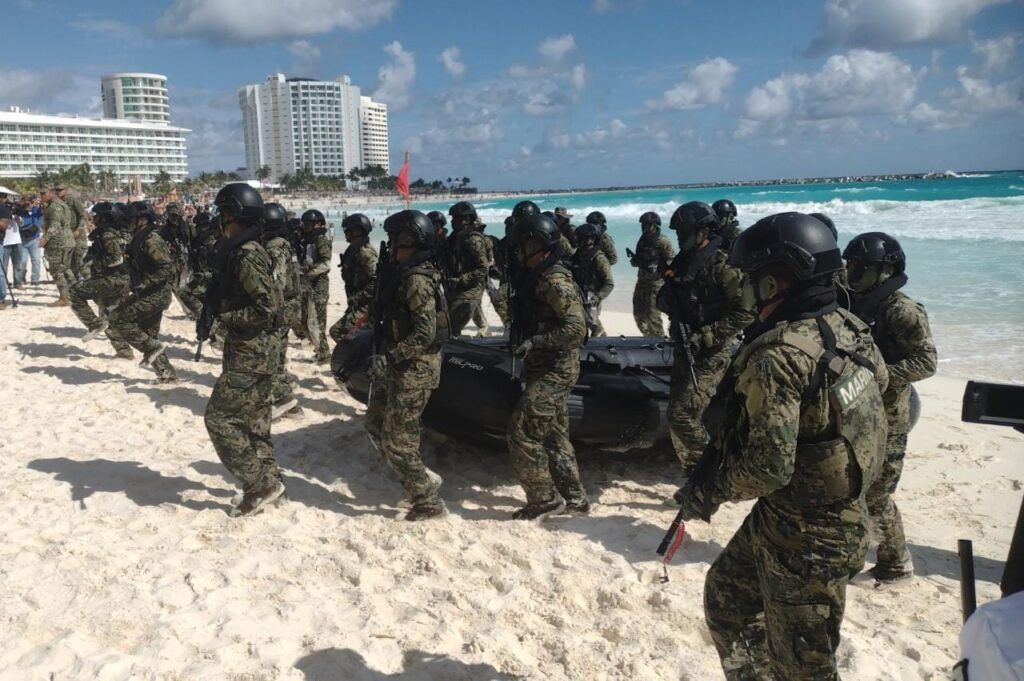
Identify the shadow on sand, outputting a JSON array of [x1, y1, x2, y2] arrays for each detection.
[[27, 457, 233, 512], [294, 648, 521, 681]]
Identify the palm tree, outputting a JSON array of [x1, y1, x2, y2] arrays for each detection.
[[150, 169, 174, 195], [255, 165, 272, 184], [461, 176, 471, 188]]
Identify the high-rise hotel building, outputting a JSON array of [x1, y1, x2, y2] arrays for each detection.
[[239, 73, 389, 183], [0, 73, 188, 182]]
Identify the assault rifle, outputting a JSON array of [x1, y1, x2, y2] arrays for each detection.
[[366, 239, 390, 401], [662, 269, 699, 391]]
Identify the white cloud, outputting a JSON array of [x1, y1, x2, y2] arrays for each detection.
[[439, 46, 466, 80], [570, 64, 587, 94], [743, 50, 917, 125], [156, 0, 397, 42], [808, 0, 1009, 53], [646, 57, 737, 110], [908, 58, 1023, 131], [592, 0, 613, 12], [422, 121, 504, 146], [372, 41, 416, 112], [0, 69, 73, 110], [287, 40, 321, 72], [972, 35, 1018, 74], [538, 34, 577, 61]]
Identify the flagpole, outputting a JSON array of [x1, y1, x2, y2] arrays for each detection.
[[404, 151, 411, 210]]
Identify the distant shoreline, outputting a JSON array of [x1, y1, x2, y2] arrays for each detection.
[[273, 169, 1020, 212]]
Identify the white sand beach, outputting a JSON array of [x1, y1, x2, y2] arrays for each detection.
[[1, 268, 1020, 680]]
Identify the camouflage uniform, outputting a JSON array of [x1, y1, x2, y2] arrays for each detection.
[[483, 233, 507, 327], [507, 259, 589, 507], [107, 225, 177, 381], [570, 244, 614, 337], [365, 259, 446, 512], [300, 227, 332, 360], [444, 227, 490, 335], [599, 231, 618, 266], [471, 228, 494, 333], [69, 223, 133, 357], [630, 230, 675, 336], [329, 238, 378, 344], [852, 282, 937, 572], [66, 194, 89, 281], [265, 231, 303, 406], [160, 206, 192, 306], [661, 241, 754, 470], [178, 225, 220, 319], [42, 196, 75, 300], [204, 232, 284, 493], [701, 307, 889, 681], [718, 218, 742, 254]]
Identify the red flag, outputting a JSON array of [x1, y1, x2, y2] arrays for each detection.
[[395, 152, 410, 200]]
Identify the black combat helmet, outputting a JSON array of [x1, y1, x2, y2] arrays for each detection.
[[286, 217, 302, 232], [729, 212, 843, 281], [90, 201, 120, 226], [639, 211, 661, 227], [511, 200, 540, 223], [575, 222, 602, 247], [448, 201, 477, 222], [193, 211, 212, 227], [263, 202, 287, 229], [503, 215, 516, 238], [809, 213, 838, 242], [342, 213, 373, 235], [124, 201, 156, 223], [301, 208, 326, 226], [585, 211, 607, 226], [515, 212, 560, 248], [383, 209, 434, 248], [426, 210, 448, 230], [842, 232, 906, 274], [711, 199, 737, 224], [670, 201, 718, 234], [214, 183, 264, 224]]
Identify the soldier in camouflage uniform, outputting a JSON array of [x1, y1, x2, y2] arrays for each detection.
[[58, 186, 89, 282], [630, 211, 675, 337], [674, 212, 889, 681], [845, 232, 937, 584], [298, 209, 333, 362], [470, 217, 493, 336], [488, 217, 513, 327], [329, 213, 378, 346], [552, 207, 577, 261], [507, 213, 590, 520], [177, 211, 221, 319], [69, 202, 134, 358], [443, 201, 490, 336], [40, 187, 74, 306], [160, 202, 192, 309], [204, 184, 286, 517], [571, 222, 614, 337], [263, 203, 304, 420], [585, 210, 618, 266], [659, 202, 754, 473], [365, 209, 448, 521], [712, 199, 742, 253], [107, 202, 178, 382]]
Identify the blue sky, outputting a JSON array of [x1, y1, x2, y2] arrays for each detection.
[[2, 0, 1022, 189]]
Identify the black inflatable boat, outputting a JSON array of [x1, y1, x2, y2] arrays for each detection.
[[332, 331, 674, 451], [331, 331, 919, 451]]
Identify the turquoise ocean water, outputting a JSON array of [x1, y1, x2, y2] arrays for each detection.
[[325, 171, 1024, 382]]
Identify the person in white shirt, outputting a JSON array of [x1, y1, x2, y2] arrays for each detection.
[[1, 203, 22, 307]]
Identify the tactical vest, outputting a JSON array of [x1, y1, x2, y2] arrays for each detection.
[[127, 225, 159, 278], [84, 225, 128, 276], [449, 229, 486, 275], [514, 261, 589, 346], [383, 265, 450, 351], [341, 242, 373, 296], [659, 248, 730, 331], [634, 232, 666, 272], [737, 312, 886, 523], [570, 247, 602, 295]]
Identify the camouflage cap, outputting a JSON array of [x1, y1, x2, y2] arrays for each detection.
[[554, 207, 572, 218]]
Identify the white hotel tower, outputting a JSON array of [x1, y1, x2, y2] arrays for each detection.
[[101, 73, 172, 123], [239, 73, 389, 183]]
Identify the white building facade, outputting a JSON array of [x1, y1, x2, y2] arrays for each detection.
[[101, 73, 171, 123], [0, 107, 189, 182], [239, 73, 389, 182], [359, 96, 389, 172]]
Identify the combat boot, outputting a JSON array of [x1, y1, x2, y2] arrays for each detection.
[[565, 499, 591, 515], [271, 397, 299, 421], [405, 502, 447, 521], [48, 296, 71, 307], [140, 342, 166, 366], [868, 558, 914, 585], [83, 320, 109, 342], [512, 496, 565, 521], [230, 478, 286, 518], [115, 348, 135, 360]]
